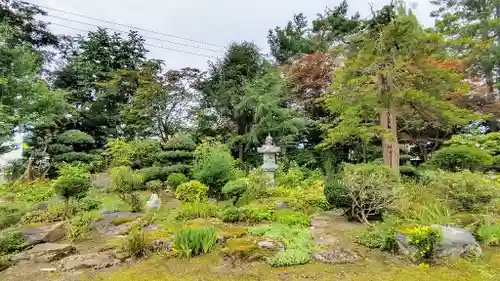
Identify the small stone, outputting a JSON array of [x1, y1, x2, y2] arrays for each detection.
[[275, 201, 289, 210], [150, 238, 172, 252], [90, 212, 141, 236], [313, 248, 360, 264], [21, 222, 67, 245], [13, 243, 76, 262], [257, 239, 285, 252], [39, 268, 57, 272]]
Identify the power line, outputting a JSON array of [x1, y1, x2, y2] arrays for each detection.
[[28, 2, 227, 49], [46, 14, 224, 54], [51, 23, 218, 59]]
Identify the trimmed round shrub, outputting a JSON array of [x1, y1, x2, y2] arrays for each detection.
[[109, 166, 144, 212], [429, 146, 493, 172], [139, 166, 169, 182], [175, 180, 209, 202], [53, 164, 92, 216], [222, 178, 249, 203], [399, 165, 419, 179], [145, 180, 164, 192], [167, 173, 189, 190]]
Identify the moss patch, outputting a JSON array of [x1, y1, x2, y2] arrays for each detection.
[[223, 237, 272, 261]]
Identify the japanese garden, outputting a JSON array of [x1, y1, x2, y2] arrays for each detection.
[[1, 0, 500, 280]]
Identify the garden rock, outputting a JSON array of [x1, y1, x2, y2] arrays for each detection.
[[149, 238, 172, 253], [90, 212, 141, 236], [313, 248, 360, 264], [257, 239, 285, 252], [275, 201, 289, 210], [395, 225, 483, 259], [21, 222, 66, 245], [13, 243, 76, 262], [58, 252, 121, 271]]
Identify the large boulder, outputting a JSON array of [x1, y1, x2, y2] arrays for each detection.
[[313, 248, 360, 264], [58, 252, 121, 271], [13, 243, 76, 262], [21, 222, 66, 245], [90, 212, 141, 236], [396, 225, 483, 259]]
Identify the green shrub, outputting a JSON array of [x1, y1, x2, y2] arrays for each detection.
[[355, 215, 402, 252], [145, 180, 164, 192], [73, 195, 101, 213], [176, 202, 219, 220], [0, 180, 54, 205], [122, 225, 148, 259], [167, 173, 189, 190], [429, 170, 497, 212], [400, 225, 441, 263], [67, 212, 98, 241], [139, 166, 169, 182], [477, 220, 500, 246], [429, 146, 493, 172], [272, 210, 310, 227], [109, 166, 144, 212], [174, 226, 218, 258], [53, 164, 92, 217], [335, 163, 400, 223], [222, 178, 249, 204], [324, 174, 350, 209], [237, 169, 272, 206], [220, 205, 274, 223], [3, 158, 27, 182], [0, 205, 25, 230], [21, 203, 66, 224], [249, 224, 314, 267], [175, 180, 209, 203], [406, 202, 454, 225], [192, 140, 236, 199], [399, 165, 420, 179], [0, 255, 12, 272], [0, 231, 26, 255], [275, 162, 306, 188]]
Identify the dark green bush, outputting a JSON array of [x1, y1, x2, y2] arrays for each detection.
[[429, 146, 493, 172], [53, 152, 96, 163], [174, 226, 218, 258], [193, 140, 235, 199], [53, 164, 92, 216], [0, 231, 26, 255], [222, 178, 249, 204], [236, 169, 272, 206], [399, 165, 419, 179], [167, 173, 189, 189], [139, 166, 170, 182], [73, 195, 101, 213], [324, 174, 350, 209]]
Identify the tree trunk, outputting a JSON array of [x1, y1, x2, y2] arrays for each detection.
[[380, 109, 391, 166], [389, 99, 400, 171]]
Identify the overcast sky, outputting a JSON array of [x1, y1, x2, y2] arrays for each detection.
[[28, 0, 436, 70]]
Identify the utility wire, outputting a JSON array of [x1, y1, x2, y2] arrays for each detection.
[[51, 23, 218, 59], [46, 14, 224, 54], [28, 2, 227, 49]]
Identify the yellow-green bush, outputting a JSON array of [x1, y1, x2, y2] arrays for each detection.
[[176, 202, 219, 220], [399, 225, 441, 263], [429, 170, 498, 213], [175, 180, 209, 202]]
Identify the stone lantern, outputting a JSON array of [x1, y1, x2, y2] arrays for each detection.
[[257, 135, 281, 187]]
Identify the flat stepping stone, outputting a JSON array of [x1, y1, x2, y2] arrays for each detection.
[[313, 248, 360, 264], [314, 235, 339, 246], [13, 243, 76, 262], [58, 252, 121, 271]]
